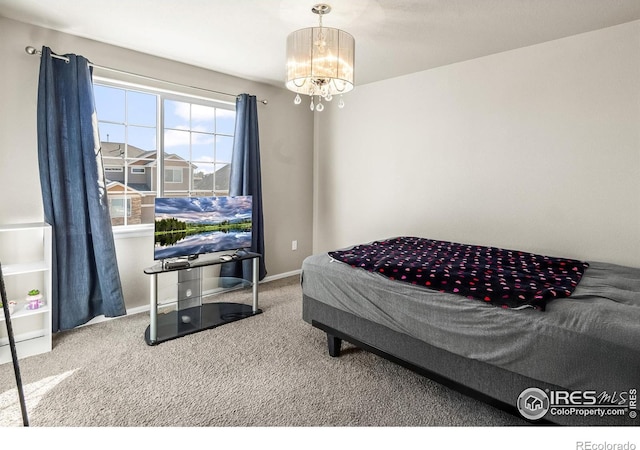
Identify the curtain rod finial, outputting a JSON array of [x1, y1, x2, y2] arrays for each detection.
[[25, 46, 38, 55]]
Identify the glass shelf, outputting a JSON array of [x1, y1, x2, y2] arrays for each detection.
[[144, 253, 261, 345], [144, 302, 261, 345]]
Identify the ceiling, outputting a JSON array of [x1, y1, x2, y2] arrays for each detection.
[[1, 0, 639, 88]]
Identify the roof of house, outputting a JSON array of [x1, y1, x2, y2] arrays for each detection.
[[101, 142, 196, 168], [101, 142, 148, 159], [193, 164, 230, 191]]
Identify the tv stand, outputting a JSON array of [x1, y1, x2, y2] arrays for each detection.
[[143, 252, 262, 345]]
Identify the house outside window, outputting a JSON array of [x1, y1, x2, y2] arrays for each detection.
[[94, 81, 236, 227]]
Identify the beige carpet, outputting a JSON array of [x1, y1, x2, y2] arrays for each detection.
[[0, 276, 527, 427]]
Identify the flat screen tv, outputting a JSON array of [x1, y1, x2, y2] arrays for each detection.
[[153, 196, 252, 261]]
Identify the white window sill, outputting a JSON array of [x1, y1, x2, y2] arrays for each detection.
[[112, 224, 154, 239]]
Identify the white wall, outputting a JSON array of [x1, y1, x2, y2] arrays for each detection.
[[315, 20, 640, 268], [0, 17, 314, 310]]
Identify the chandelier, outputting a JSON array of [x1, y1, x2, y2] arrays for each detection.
[[286, 3, 355, 112]]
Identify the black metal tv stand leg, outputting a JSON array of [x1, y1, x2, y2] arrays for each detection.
[[327, 334, 342, 357], [0, 262, 29, 426]]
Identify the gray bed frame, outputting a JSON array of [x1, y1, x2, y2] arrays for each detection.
[[303, 294, 556, 424], [302, 294, 634, 426]]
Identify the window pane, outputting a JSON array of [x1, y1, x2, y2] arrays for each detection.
[[191, 104, 215, 133], [99, 123, 125, 146], [110, 198, 125, 217], [213, 163, 230, 195], [192, 138, 214, 164], [216, 135, 233, 163], [192, 169, 213, 194], [164, 128, 190, 147], [127, 91, 156, 126], [94, 85, 125, 123], [164, 129, 190, 160], [166, 146, 190, 163], [216, 108, 235, 135], [164, 99, 189, 129], [192, 131, 214, 155], [128, 126, 156, 152], [192, 160, 214, 177]]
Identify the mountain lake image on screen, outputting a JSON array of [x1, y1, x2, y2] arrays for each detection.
[[153, 196, 253, 260]]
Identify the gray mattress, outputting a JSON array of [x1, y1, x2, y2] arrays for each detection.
[[301, 251, 640, 408]]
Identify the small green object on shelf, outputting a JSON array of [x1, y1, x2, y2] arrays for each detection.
[[28, 289, 40, 296]]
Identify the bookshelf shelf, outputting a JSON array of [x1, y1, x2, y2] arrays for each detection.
[[0, 223, 52, 364]]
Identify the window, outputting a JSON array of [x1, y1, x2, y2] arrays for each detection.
[[164, 167, 183, 183], [94, 81, 236, 227], [109, 198, 132, 218]]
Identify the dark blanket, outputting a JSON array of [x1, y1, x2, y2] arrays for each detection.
[[328, 237, 589, 310]]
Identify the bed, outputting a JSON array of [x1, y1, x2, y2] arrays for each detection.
[[301, 236, 640, 426]]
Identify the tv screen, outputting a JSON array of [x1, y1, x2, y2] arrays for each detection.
[[153, 196, 252, 261]]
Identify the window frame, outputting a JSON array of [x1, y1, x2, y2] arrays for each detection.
[[93, 76, 236, 231]]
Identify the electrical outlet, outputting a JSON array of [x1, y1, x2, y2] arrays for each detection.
[[292, 240, 298, 251]]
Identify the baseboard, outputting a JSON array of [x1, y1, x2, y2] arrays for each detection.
[[262, 269, 301, 283], [77, 269, 302, 328]]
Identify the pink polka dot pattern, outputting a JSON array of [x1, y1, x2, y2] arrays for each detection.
[[329, 237, 589, 311]]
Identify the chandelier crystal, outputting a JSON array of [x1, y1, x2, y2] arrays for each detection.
[[286, 4, 355, 111]]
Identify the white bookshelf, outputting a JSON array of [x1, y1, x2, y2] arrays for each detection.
[[0, 222, 52, 364]]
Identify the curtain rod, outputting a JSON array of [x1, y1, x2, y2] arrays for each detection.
[[25, 46, 268, 105]]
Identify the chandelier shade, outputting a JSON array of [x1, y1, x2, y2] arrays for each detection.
[[286, 26, 355, 97], [285, 4, 355, 111]]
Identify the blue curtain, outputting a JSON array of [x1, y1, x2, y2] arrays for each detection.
[[220, 94, 267, 282], [37, 46, 126, 331]]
